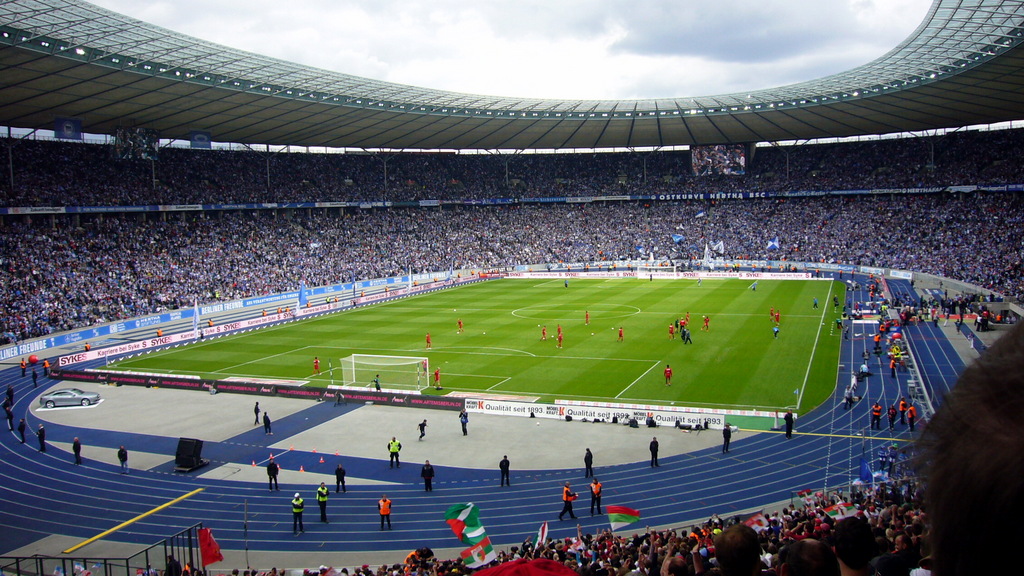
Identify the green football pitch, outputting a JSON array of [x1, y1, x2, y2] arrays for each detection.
[[109, 278, 844, 414]]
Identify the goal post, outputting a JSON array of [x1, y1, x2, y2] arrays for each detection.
[[637, 263, 678, 277], [340, 354, 429, 391]]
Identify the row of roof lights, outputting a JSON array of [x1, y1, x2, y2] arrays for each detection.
[[3, 28, 1010, 117], [83, 57, 957, 117]]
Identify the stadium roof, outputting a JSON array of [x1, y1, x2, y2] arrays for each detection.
[[2, 0, 1024, 150]]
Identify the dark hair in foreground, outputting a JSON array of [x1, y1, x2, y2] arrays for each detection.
[[782, 538, 839, 576], [713, 524, 761, 576], [919, 320, 1024, 576], [832, 516, 876, 571]]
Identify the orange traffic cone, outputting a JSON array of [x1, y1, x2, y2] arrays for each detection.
[[319, 456, 325, 464], [289, 445, 294, 451], [299, 465, 305, 473], [252, 460, 256, 467], [335, 451, 339, 456], [312, 448, 317, 453]]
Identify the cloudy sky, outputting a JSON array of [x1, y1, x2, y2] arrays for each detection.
[[89, 0, 932, 101]]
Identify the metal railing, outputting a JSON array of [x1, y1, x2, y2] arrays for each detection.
[[1, 524, 202, 576]]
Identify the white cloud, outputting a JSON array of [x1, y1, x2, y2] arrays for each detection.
[[88, 0, 931, 100]]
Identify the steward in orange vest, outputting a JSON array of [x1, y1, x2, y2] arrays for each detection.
[[589, 479, 603, 515], [559, 482, 578, 520], [378, 495, 392, 530]]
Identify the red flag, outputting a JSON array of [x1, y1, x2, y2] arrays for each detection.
[[743, 512, 769, 532], [198, 528, 224, 566]]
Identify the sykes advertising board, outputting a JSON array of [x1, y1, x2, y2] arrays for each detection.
[[466, 398, 725, 427]]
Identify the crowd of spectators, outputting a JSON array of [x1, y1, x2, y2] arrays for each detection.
[[214, 479, 928, 576], [3, 128, 1024, 206], [1, 189, 1021, 344]]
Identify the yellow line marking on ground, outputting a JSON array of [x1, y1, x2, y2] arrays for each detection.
[[62, 488, 205, 554]]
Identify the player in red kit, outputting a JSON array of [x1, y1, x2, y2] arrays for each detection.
[[585, 311, 590, 325], [664, 364, 673, 386], [418, 359, 429, 386], [433, 368, 442, 390], [668, 325, 675, 340], [617, 327, 624, 342], [425, 332, 432, 349], [541, 325, 548, 341], [557, 332, 564, 348], [457, 318, 463, 334], [702, 316, 710, 331], [313, 356, 321, 375], [770, 306, 774, 320], [775, 311, 781, 324]]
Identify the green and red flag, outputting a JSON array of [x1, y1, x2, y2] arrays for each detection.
[[460, 536, 496, 568], [535, 521, 549, 547], [607, 505, 641, 531], [445, 503, 497, 568], [824, 502, 857, 519]]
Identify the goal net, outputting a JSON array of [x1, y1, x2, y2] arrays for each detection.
[[637, 263, 677, 278], [340, 354, 429, 391]]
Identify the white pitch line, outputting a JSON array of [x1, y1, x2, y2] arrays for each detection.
[[486, 377, 512, 391], [214, 345, 313, 375], [615, 361, 661, 399], [404, 347, 651, 363], [797, 282, 834, 410], [440, 346, 537, 357]]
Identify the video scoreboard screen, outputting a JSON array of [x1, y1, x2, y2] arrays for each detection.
[[691, 144, 746, 176], [113, 127, 160, 160]]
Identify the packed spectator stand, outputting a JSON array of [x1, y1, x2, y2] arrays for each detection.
[[4, 128, 1024, 206], [2, 129, 1023, 345]]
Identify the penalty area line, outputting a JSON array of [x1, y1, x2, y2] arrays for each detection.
[[615, 361, 661, 399], [487, 377, 512, 391]]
